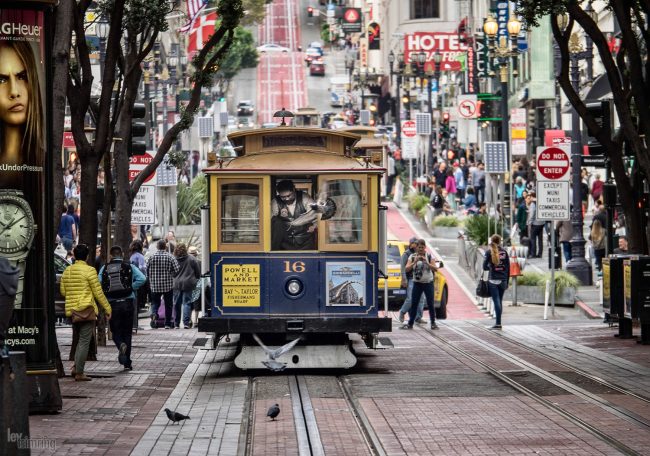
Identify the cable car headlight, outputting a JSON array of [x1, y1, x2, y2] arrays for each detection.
[[286, 279, 303, 296]]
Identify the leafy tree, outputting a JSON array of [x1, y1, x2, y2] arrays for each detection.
[[241, 0, 268, 26], [215, 26, 259, 94], [516, 1, 650, 253], [54, 0, 244, 256]]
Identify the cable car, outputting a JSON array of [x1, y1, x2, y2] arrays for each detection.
[[198, 123, 391, 370]]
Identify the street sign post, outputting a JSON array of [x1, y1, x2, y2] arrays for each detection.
[[535, 145, 571, 318], [535, 146, 570, 220], [401, 120, 417, 159], [457, 95, 477, 119], [129, 152, 157, 183], [131, 185, 156, 225], [401, 120, 418, 188]]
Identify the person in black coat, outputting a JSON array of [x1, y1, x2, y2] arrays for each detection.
[[483, 234, 510, 329]]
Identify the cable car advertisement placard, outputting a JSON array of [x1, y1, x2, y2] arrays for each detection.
[[222, 264, 261, 307], [326, 262, 366, 306]]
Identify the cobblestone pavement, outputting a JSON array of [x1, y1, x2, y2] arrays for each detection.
[[26, 204, 650, 455], [29, 324, 200, 456]]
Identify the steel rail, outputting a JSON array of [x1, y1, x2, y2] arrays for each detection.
[[465, 320, 650, 404], [338, 376, 387, 456], [418, 324, 644, 456]]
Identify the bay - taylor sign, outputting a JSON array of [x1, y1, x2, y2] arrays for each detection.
[[404, 32, 468, 72], [536, 146, 570, 221]]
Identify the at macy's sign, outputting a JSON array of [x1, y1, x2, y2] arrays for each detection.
[[404, 32, 468, 71]]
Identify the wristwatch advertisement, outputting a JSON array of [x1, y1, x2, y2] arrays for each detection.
[[0, 189, 36, 308]]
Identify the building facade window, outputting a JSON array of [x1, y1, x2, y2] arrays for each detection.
[[411, 0, 440, 19]]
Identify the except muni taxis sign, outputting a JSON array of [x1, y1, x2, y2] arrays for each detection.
[[222, 264, 261, 307], [536, 146, 570, 221]]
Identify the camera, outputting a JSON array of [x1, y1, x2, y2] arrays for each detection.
[[414, 260, 424, 280]]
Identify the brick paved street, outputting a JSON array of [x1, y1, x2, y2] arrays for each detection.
[[24, 204, 650, 456]]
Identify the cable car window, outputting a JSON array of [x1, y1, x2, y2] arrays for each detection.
[[318, 176, 368, 251], [220, 183, 260, 244]]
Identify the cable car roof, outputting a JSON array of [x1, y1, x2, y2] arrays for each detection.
[[203, 150, 385, 174]]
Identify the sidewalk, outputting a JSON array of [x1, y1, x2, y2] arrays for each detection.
[[391, 201, 605, 322], [29, 323, 200, 456]]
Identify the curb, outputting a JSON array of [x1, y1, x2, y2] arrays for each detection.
[[575, 298, 602, 319]]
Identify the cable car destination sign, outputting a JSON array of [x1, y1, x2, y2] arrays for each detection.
[[536, 146, 570, 220]]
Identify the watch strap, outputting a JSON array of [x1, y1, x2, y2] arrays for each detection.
[[9, 259, 26, 309]]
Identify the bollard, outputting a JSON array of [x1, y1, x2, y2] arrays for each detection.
[[1, 352, 30, 456], [543, 279, 550, 320]]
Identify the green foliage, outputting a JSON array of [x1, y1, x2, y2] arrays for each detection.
[[321, 23, 331, 43], [516, 271, 545, 287], [514, 1, 569, 28], [166, 150, 188, 169], [219, 27, 259, 80], [407, 193, 429, 213], [177, 174, 207, 225], [432, 216, 460, 227], [464, 215, 504, 246], [241, 0, 268, 25], [516, 270, 580, 298]]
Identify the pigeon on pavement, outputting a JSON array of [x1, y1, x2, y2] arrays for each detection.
[[165, 408, 191, 424], [267, 403, 280, 421], [252, 334, 301, 372]]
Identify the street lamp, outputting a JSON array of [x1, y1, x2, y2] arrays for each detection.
[[388, 51, 404, 146], [484, 13, 521, 232], [563, 23, 594, 285], [96, 16, 110, 78], [432, 51, 442, 162]]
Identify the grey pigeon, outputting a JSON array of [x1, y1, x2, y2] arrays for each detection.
[[252, 334, 301, 372], [165, 408, 190, 424], [267, 403, 280, 421]]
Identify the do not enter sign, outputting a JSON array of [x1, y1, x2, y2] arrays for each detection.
[[536, 146, 570, 181]]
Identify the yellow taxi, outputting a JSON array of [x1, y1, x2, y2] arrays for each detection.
[[378, 240, 448, 318]]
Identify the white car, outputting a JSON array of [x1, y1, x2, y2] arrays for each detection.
[[257, 43, 290, 53]]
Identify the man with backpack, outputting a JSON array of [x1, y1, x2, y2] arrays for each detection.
[[99, 245, 146, 370]]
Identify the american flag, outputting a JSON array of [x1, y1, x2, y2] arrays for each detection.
[[187, 12, 218, 55], [179, 0, 207, 32]]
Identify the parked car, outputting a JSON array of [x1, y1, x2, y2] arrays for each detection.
[[305, 47, 322, 65], [261, 122, 279, 128], [309, 59, 325, 76], [54, 252, 71, 318], [377, 240, 448, 318], [257, 43, 290, 53], [237, 100, 254, 116]]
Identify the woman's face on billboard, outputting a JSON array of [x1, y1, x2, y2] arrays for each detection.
[[0, 46, 29, 127]]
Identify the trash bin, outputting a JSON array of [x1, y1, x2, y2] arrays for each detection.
[[602, 255, 632, 325], [622, 256, 650, 341]]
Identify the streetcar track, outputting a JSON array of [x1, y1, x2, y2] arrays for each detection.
[[465, 320, 650, 404], [239, 373, 382, 456], [418, 323, 644, 456]]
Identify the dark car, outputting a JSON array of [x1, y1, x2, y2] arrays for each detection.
[[54, 252, 71, 318], [310, 60, 325, 76], [237, 100, 254, 117]]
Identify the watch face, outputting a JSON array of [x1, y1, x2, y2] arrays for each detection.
[[0, 197, 35, 255]]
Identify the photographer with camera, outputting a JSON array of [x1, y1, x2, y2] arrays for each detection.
[[400, 239, 438, 330]]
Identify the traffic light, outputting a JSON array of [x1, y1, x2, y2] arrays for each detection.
[[585, 100, 611, 155], [439, 111, 450, 140], [129, 102, 147, 157], [307, 6, 313, 16]]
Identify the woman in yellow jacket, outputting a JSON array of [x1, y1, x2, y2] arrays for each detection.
[[60, 244, 111, 381]]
